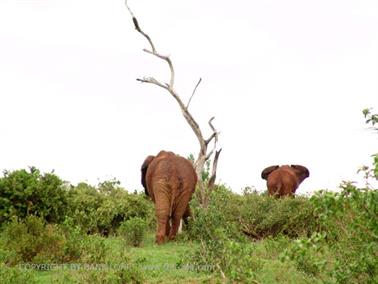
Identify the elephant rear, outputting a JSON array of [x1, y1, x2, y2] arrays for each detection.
[[141, 150, 197, 244], [262, 165, 309, 197], [267, 168, 297, 197]]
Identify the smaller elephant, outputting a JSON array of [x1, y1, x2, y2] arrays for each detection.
[[141, 150, 197, 244], [261, 165, 309, 197]]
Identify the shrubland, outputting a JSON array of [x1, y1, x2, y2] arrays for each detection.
[[0, 165, 377, 283], [0, 109, 377, 283]]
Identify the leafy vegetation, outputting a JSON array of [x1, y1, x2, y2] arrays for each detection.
[[118, 217, 148, 247], [311, 184, 378, 283], [0, 167, 68, 224], [0, 109, 377, 283], [66, 180, 154, 235]]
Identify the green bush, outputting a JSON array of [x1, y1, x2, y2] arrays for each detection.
[[186, 186, 242, 242], [59, 217, 84, 262], [187, 185, 318, 242], [0, 263, 37, 284], [59, 217, 107, 264], [0, 167, 68, 224], [239, 189, 318, 239], [1, 216, 64, 265], [311, 183, 378, 283], [280, 232, 327, 277], [1, 215, 109, 266], [183, 228, 261, 282], [79, 234, 107, 264], [66, 182, 154, 235], [118, 217, 147, 247]]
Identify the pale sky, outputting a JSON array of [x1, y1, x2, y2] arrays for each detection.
[[0, 0, 377, 194]]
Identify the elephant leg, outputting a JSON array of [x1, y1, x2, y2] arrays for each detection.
[[169, 216, 182, 240], [154, 189, 170, 245], [155, 208, 169, 244], [168, 192, 192, 240]]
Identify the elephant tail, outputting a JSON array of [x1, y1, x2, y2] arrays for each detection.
[[168, 177, 181, 218], [276, 183, 282, 194], [169, 187, 175, 218], [269, 181, 282, 196]]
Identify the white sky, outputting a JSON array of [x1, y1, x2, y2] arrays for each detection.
[[0, 0, 377, 194]]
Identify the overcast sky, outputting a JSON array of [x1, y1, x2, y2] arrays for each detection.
[[0, 0, 377, 194]]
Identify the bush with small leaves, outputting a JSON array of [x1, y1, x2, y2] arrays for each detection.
[[239, 190, 318, 239], [66, 182, 154, 235], [183, 228, 261, 282], [280, 232, 327, 277], [0, 263, 37, 284], [79, 234, 107, 264], [311, 183, 378, 283], [59, 217, 84, 262], [118, 217, 147, 247], [186, 186, 242, 242], [1, 215, 64, 265], [0, 167, 68, 224]]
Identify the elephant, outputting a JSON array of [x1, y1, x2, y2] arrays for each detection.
[[141, 150, 197, 244], [261, 165, 309, 197]]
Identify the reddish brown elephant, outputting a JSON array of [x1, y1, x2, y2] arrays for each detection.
[[141, 150, 197, 244], [261, 165, 309, 197]]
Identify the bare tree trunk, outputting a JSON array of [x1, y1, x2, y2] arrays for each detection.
[[125, 2, 221, 207]]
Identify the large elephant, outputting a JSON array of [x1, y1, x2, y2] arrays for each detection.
[[261, 165, 309, 197], [141, 150, 197, 244]]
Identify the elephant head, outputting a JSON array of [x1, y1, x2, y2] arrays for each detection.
[[141, 155, 155, 197], [261, 165, 310, 197]]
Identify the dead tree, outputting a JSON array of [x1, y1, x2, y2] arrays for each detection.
[[125, 1, 222, 207]]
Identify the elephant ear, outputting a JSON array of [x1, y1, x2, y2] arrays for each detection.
[[291, 165, 310, 180], [141, 155, 155, 195], [290, 165, 310, 178], [261, 165, 280, 180]]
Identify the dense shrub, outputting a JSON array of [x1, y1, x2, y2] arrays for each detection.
[[59, 217, 107, 264], [280, 232, 327, 277], [187, 185, 318, 242], [311, 183, 378, 283], [2, 216, 64, 265], [59, 217, 84, 262], [0, 167, 68, 224], [183, 228, 261, 282], [186, 185, 242, 242], [0, 167, 154, 235], [239, 189, 318, 239], [66, 181, 154, 235], [79, 234, 107, 264], [0, 263, 37, 284], [184, 186, 324, 281], [118, 217, 147, 247], [0, 216, 109, 266]]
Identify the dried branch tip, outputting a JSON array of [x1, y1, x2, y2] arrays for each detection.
[[133, 17, 141, 32]]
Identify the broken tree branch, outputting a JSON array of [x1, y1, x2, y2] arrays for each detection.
[[208, 148, 222, 190], [187, 78, 202, 109], [126, 0, 156, 53]]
